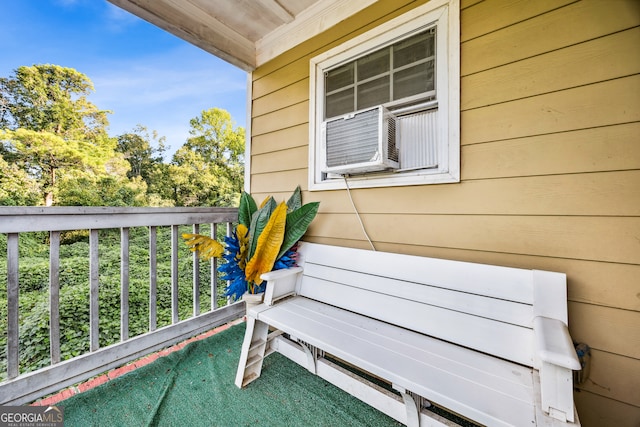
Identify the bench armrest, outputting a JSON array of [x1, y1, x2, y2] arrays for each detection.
[[533, 316, 581, 370], [261, 267, 303, 306]]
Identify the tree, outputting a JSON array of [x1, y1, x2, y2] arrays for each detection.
[[0, 64, 109, 138], [0, 127, 124, 206], [0, 66, 246, 208], [0, 154, 40, 206], [0, 65, 119, 206], [116, 125, 174, 205], [57, 174, 150, 207], [116, 125, 167, 180], [170, 108, 244, 207]]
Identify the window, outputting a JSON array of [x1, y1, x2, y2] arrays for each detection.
[[324, 29, 436, 120], [309, 0, 460, 190]]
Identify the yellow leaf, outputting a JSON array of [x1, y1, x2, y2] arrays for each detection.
[[235, 224, 250, 269], [236, 223, 249, 243], [244, 202, 287, 285], [182, 233, 224, 261]]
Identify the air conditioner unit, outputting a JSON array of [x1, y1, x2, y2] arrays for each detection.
[[322, 105, 399, 175]]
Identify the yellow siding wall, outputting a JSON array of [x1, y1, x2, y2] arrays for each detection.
[[249, 0, 640, 425]]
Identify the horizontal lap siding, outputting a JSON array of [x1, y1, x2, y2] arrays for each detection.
[[463, 75, 640, 144], [462, 123, 640, 179], [252, 124, 307, 155], [249, 0, 640, 425], [462, 28, 640, 110], [271, 171, 640, 216], [306, 214, 640, 265], [460, 0, 639, 75]]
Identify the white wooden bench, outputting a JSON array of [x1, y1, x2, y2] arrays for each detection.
[[235, 242, 581, 427]]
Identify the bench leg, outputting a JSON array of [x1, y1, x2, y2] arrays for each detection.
[[394, 385, 420, 427], [539, 362, 576, 423], [299, 341, 318, 374], [235, 317, 269, 388]]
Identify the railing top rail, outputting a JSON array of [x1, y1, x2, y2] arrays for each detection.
[[0, 206, 238, 215], [0, 207, 238, 233]]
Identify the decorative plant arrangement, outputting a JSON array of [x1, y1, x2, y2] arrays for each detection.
[[183, 186, 319, 300]]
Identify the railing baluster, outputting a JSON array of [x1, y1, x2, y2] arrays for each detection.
[[49, 231, 61, 364], [193, 224, 200, 316], [89, 229, 99, 352], [211, 223, 218, 310], [226, 222, 232, 306], [171, 225, 179, 324], [149, 226, 157, 332], [121, 227, 130, 341], [0, 207, 241, 405], [7, 233, 19, 379]]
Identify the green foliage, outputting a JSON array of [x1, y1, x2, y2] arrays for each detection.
[[0, 64, 109, 137], [170, 108, 244, 207], [1, 65, 244, 207], [243, 187, 319, 262], [115, 125, 174, 206], [0, 226, 230, 380], [0, 64, 249, 376], [0, 154, 41, 206], [286, 185, 303, 212], [0, 65, 118, 206], [58, 174, 150, 207], [186, 187, 319, 299], [116, 125, 167, 179], [238, 191, 257, 229], [280, 200, 320, 259]]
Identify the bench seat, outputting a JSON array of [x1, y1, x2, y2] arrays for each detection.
[[235, 242, 581, 427], [254, 296, 538, 427]]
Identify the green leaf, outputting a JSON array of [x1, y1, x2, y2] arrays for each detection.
[[238, 192, 257, 228], [278, 202, 320, 259], [247, 197, 277, 260], [286, 185, 302, 212]]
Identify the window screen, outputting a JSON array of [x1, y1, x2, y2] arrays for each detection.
[[324, 28, 435, 120]]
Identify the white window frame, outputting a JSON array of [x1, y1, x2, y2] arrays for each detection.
[[308, 0, 460, 191]]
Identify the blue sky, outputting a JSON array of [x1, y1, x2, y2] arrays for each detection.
[[0, 0, 248, 159]]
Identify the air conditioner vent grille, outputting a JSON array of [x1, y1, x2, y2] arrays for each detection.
[[326, 108, 380, 167], [323, 106, 399, 175]]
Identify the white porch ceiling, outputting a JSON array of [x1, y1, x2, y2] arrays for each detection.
[[107, 0, 377, 71]]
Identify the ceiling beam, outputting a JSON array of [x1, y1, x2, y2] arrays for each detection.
[[107, 0, 378, 71], [255, 0, 377, 67], [255, 0, 295, 24], [108, 0, 256, 71]]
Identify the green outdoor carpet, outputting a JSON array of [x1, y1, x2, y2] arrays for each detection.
[[61, 323, 401, 427]]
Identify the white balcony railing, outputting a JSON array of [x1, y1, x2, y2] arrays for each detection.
[[0, 207, 245, 405]]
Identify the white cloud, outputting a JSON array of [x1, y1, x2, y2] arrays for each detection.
[[103, 2, 141, 32], [87, 45, 247, 159], [92, 64, 244, 106], [91, 43, 245, 101]]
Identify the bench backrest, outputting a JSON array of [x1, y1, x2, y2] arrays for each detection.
[[295, 242, 568, 368]]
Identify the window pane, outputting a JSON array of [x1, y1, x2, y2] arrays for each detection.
[[393, 30, 435, 68], [357, 49, 390, 81], [326, 63, 354, 92], [393, 60, 434, 100], [326, 88, 354, 118], [357, 76, 389, 110], [324, 28, 437, 118]]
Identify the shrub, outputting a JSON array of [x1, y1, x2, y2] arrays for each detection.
[[0, 224, 230, 379]]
